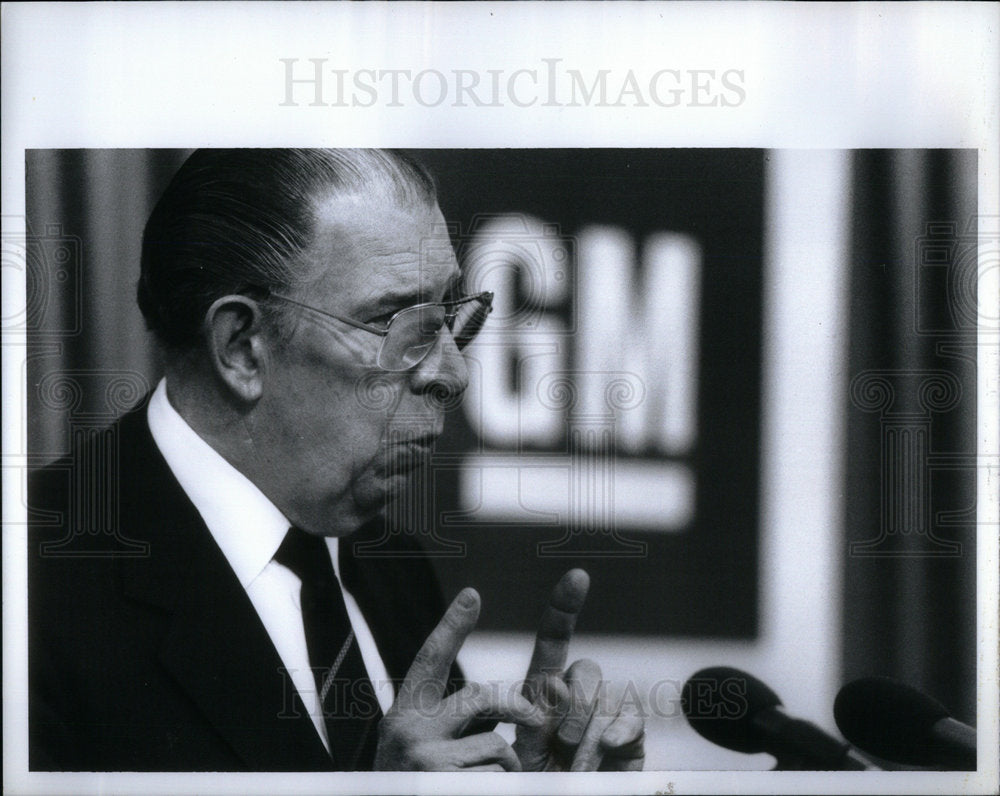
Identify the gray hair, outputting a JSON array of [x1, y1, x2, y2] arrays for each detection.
[[137, 148, 437, 352]]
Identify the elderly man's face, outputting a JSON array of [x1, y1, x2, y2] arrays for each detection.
[[255, 189, 468, 536]]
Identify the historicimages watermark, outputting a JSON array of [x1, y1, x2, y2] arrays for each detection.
[[279, 58, 746, 109]]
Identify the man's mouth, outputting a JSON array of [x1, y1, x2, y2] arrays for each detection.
[[388, 426, 442, 446], [381, 430, 441, 473]]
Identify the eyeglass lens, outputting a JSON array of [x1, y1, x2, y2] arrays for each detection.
[[377, 297, 489, 371], [450, 298, 491, 350]]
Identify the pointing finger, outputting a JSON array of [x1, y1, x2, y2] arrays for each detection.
[[397, 587, 480, 711], [524, 569, 590, 690]]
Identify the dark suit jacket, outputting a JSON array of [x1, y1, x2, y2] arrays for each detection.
[[28, 403, 459, 771]]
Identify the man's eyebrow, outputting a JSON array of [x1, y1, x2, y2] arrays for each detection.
[[363, 270, 464, 315], [383, 271, 464, 304], [444, 270, 464, 295], [368, 288, 423, 313]]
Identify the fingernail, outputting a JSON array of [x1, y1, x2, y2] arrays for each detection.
[[457, 588, 477, 608], [557, 722, 585, 746], [601, 726, 624, 747]]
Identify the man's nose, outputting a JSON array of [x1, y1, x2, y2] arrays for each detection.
[[409, 328, 470, 403]]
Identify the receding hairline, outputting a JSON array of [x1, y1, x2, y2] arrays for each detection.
[[295, 151, 440, 262], [302, 149, 437, 208], [286, 174, 444, 279], [138, 148, 441, 352]]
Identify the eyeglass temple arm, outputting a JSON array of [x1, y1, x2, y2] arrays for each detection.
[[267, 292, 390, 336], [445, 290, 493, 304], [268, 289, 493, 334]]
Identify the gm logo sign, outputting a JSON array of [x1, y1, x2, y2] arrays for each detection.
[[452, 213, 700, 535]]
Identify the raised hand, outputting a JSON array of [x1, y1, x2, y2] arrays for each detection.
[[374, 587, 544, 771], [513, 569, 645, 771]]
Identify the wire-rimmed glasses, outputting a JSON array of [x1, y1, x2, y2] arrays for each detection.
[[268, 290, 494, 372]]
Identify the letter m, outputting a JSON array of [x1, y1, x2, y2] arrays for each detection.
[[566, 69, 610, 106], [575, 226, 701, 454]]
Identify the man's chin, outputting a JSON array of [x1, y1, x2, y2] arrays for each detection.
[[351, 469, 415, 515], [289, 466, 419, 536]]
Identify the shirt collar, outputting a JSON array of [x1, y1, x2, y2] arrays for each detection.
[[146, 378, 341, 588]]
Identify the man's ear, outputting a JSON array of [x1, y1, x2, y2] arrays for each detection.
[[203, 295, 270, 403]]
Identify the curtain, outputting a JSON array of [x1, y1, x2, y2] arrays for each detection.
[[26, 150, 190, 462], [843, 149, 978, 726]]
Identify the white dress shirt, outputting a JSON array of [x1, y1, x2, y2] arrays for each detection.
[[146, 378, 394, 753]]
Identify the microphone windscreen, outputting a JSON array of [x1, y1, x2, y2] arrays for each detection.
[[681, 666, 782, 753], [834, 676, 950, 764]]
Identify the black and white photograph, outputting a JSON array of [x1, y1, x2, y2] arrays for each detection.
[[3, 4, 998, 796]]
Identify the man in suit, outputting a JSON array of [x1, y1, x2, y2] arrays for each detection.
[[29, 149, 644, 772]]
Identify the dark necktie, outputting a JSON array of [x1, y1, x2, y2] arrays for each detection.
[[274, 527, 382, 770]]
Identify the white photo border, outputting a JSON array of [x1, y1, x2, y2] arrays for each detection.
[[2, 2, 998, 795]]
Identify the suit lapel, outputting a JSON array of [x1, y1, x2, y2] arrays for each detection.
[[157, 528, 333, 771], [114, 406, 332, 771]]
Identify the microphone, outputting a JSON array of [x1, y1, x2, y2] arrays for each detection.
[[834, 677, 976, 770], [681, 666, 876, 770]]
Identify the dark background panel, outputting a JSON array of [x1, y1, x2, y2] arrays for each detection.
[[409, 150, 766, 637]]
